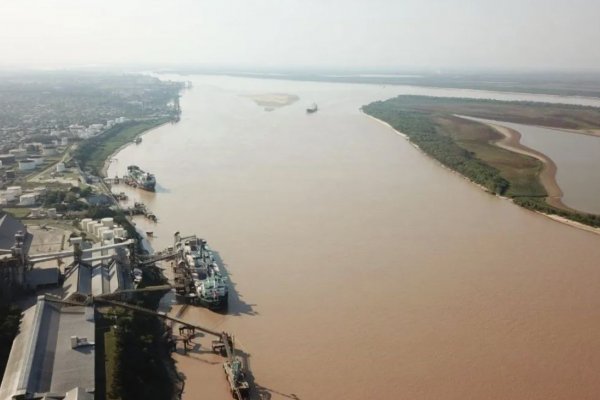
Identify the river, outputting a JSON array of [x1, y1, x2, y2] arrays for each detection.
[[108, 75, 600, 400], [483, 121, 600, 214]]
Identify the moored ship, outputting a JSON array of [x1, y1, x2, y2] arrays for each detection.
[[175, 233, 229, 310], [125, 165, 156, 191]]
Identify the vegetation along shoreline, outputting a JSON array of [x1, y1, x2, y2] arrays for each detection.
[[362, 95, 600, 231]]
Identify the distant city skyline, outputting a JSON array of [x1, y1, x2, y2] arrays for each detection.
[[1, 0, 599, 72]]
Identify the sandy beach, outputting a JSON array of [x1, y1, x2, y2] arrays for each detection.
[[480, 121, 570, 209], [242, 93, 299, 108], [105, 76, 600, 399], [367, 113, 600, 236]]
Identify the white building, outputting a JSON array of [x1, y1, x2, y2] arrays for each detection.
[[6, 186, 22, 196], [9, 148, 27, 158], [2, 192, 16, 203], [18, 159, 36, 171], [19, 193, 37, 206], [42, 147, 58, 156], [56, 162, 66, 173], [29, 156, 44, 166], [81, 218, 127, 241]]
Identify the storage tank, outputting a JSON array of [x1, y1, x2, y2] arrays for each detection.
[[42, 146, 57, 156], [98, 225, 110, 236], [94, 224, 107, 237], [88, 222, 102, 235], [19, 194, 37, 206], [29, 156, 44, 166], [80, 218, 92, 230], [0, 154, 16, 165], [2, 192, 16, 202], [7, 186, 22, 196], [101, 230, 114, 241], [113, 227, 127, 239], [9, 148, 27, 158], [18, 159, 36, 171]]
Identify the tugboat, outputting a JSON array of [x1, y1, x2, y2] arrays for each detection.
[[175, 233, 229, 310], [125, 165, 156, 191], [306, 103, 318, 113]]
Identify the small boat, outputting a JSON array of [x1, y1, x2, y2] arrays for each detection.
[[306, 103, 318, 113]]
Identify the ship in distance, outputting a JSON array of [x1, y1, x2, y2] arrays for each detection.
[[126, 165, 156, 191]]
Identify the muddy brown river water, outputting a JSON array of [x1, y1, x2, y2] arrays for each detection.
[[108, 75, 600, 400]]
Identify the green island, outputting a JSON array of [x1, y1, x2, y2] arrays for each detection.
[[362, 95, 600, 228]]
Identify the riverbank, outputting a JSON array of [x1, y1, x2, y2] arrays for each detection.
[[363, 108, 600, 232], [98, 129, 244, 398], [74, 118, 171, 177], [100, 119, 171, 178], [461, 117, 571, 211]]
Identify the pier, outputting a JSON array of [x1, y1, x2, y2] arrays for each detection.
[[45, 293, 250, 399], [123, 202, 158, 222]]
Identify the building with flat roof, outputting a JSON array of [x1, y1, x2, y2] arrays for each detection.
[[0, 296, 95, 400]]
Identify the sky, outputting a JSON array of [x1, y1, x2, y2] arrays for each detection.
[[1, 0, 599, 72]]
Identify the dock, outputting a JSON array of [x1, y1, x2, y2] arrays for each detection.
[[123, 202, 158, 222]]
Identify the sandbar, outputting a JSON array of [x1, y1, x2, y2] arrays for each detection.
[[243, 93, 299, 108]]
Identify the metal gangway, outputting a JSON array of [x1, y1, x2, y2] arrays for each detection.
[[137, 249, 179, 266]]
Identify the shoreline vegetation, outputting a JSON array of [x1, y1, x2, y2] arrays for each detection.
[[74, 118, 171, 177], [362, 95, 600, 229], [468, 118, 569, 210], [85, 117, 180, 399], [72, 118, 173, 243], [176, 70, 600, 99]]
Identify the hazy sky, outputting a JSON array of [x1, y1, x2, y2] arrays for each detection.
[[1, 0, 599, 71]]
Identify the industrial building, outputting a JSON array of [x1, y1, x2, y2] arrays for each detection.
[[0, 213, 137, 400], [19, 193, 37, 206], [0, 154, 16, 165], [63, 241, 132, 302], [18, 159, 36, 171], [0, 296, 95, 400]]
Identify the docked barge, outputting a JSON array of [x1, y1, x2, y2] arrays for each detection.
[[125, 165, 156, 191], [173, 233, 229, 310]]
